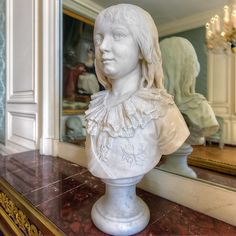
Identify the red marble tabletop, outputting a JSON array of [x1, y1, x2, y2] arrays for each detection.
[[0, 150, 236, 236]]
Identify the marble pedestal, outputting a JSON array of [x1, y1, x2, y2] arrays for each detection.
[[159, 143, 197, 178], [91, 175, 150, 236]]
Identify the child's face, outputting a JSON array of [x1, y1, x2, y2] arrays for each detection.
[[94, 19, 140, 80]]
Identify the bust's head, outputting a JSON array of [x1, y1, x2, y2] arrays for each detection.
[[94, 4, 164, 90], [160, 37, 219, 142], [160, 37, 200, 103]]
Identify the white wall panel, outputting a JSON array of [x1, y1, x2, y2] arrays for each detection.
[[7, 0, 38, 104], [211, 106, 230, 115], [231, 120, 236, 144], [12, 0, 33, 92], [233, 56, 236, 116], [211, 54, 230, 104], [5, 0, 41, 152], [7, 111, 37, 149], [208, 53, 236, 144]]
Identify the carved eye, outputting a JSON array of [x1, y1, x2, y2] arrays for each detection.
[[95, 34, 103, 46], [113, 31, 127, 41]]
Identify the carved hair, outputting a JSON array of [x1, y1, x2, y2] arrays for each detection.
[[94, 4, 164, 89], [160, 37, 200, 105]]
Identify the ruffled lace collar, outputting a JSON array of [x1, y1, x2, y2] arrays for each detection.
[[85, 88, 174, 138]]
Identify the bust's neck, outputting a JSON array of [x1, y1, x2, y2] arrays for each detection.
[[110, 66, 141, 97]]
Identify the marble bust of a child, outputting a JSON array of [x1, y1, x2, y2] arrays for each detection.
[[85, 4, 190, 179]]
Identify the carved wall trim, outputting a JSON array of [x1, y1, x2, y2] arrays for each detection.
[[63, 0, 102, 21], [158, 7, 222, 36]]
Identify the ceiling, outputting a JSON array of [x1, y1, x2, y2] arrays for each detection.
[[92, 0, 228, 25]]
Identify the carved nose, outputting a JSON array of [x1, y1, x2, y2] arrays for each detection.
[[100, 36, 111, 52]]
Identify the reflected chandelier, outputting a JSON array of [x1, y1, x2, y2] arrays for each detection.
[[206, 3, 236, 53]]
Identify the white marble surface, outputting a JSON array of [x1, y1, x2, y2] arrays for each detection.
[[92, 175, 150, 235]]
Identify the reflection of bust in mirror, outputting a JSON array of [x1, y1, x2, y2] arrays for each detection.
[[85, 4, 189, 235], [64, 116, 85, 145], [159, 37, 219, 178]]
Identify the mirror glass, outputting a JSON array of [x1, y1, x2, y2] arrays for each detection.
[[155, 27, 236, 191], [60, 0, 236, 191], [60, 8, 104, 147]]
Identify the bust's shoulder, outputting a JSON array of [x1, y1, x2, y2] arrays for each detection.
[[136, 88, 174, 104]]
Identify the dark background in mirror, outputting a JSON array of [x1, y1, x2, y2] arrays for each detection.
[[61, 12, 103, 146]]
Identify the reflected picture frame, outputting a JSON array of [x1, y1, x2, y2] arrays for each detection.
[[60, 8, 102, 147]]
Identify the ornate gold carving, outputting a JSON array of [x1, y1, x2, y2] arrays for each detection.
[[0, 192, 43, 236]]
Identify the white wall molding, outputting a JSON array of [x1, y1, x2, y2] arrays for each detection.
[[64, 1, 222, 37], [139, 169, 236, 226], [5, 0, 41, 153], [0, 143, 18, 155], [58, 142, 87, 167], [40, 0, 61, 156], [7, 91, 36, 104], [63, 0, 102, 20], [40, 138, 59, 156], [7, 111, 37, 150], [158, 7, 222, 37], [4, 141, 30, 154]]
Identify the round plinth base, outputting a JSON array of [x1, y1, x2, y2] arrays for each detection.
[[91, 175, 150, 235], [92, 195, 150, 236]]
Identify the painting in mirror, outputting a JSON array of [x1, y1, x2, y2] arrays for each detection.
[[61, 10, 104, 146]]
